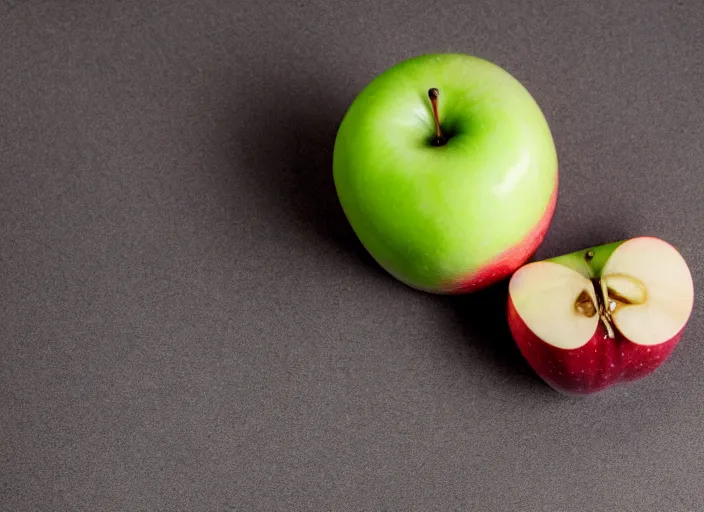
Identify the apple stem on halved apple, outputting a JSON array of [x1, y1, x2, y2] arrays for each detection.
[[572, 284, 615, 339], [575, 250, 616, 338], [596, 277, 616, 339], [583, 250, 597, 278], [427, 88, 447, 146]]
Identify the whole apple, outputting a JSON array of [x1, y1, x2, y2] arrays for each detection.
[[333, 54, 558, 293], [508, 237, 694, 394]]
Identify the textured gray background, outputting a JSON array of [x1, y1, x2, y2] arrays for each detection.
[[1, 1, 704, 510]]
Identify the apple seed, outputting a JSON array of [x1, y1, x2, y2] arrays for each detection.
[[574, 289, 597, 318], [603, 273, 648, 305]]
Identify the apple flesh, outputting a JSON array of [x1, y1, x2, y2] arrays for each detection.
[[333, 54, 558, 293], [508, 237, 694, 394]]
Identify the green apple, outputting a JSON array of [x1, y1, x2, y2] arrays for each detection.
[[333, 54, 558, 293]]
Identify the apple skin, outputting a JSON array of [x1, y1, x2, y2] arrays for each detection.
[[508, 298, 683, 395], [507, 240, 688, 394], [447, 180, 557, 293], [333, 53, 558, 293]]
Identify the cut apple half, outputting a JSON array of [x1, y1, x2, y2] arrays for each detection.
[[602, 237, 694, 346], [509, 237, 694, 350], [509, 261, 600, 349]]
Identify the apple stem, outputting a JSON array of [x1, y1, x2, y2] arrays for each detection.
[[583, 250, 596, 278], [573, 285, 615, 338], [428, 88, 446, 146], [595, 278, 616, 339], [581, 250, 615, 338]]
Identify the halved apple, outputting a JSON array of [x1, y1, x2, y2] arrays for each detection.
[[508, 237, 694, 394]]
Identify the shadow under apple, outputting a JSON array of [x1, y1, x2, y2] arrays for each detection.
[[232, 78, 383, 276], [231, 75, 553, 394], [439, 280, 551, 393]]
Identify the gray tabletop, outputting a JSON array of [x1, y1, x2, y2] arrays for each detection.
[[2, 1, 704, 510]]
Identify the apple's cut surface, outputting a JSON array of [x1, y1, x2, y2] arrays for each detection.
[[508, 237, 694, 394]]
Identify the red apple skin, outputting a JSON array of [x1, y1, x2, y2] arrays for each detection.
[[446, 176, 558, 294], [507, 296, 683, 394]]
